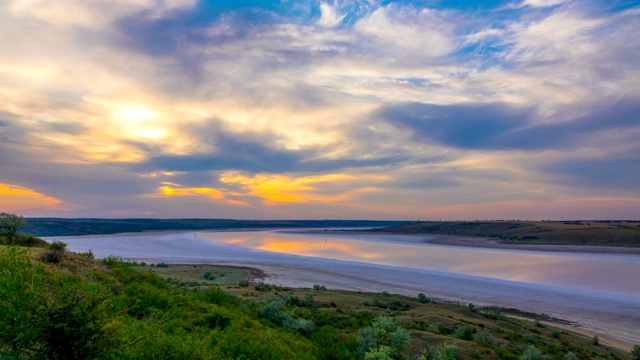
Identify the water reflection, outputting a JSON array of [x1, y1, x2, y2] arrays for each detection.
[[196, 230, 640, 298]]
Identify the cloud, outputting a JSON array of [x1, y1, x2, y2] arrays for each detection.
[[317, 2, 346, 27], [219, 172, 386, 205], [382, 98, 640, 150], [0, 183, 67, 212], [138, 120, 408, 173], [354, 4, 454, 57], [0, 0, 639, 219], [513, 0, 567, 9], [545, 157, 640, 190]]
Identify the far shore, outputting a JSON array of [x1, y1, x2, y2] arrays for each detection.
[[286, 229, 640, 255]]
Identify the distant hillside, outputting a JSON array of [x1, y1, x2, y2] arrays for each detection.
[[377, 220, 640, 247], [24, 218, 408, 237]]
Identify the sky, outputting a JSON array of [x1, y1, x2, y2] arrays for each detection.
[[0, 0, 639, 220]]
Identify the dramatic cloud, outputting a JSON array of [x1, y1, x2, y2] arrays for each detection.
[[0, 0, 638, 219], [382, 98, 640, 150]]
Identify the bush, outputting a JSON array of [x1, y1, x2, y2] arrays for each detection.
[[420, 343, 456, 360], [365, 345, 394, 360], [313, 284, 327, 291], [203, 272, 215, 280], [564, 352, 578, 360], [453, 326, 473, 341], [48, 240, 68, 251], [238, 279, 250, 287], [417, 293, 430, 304], [41, 250, 64, 264], [520, 345, 547, 360], [78, 249, 94, 259], [357, 316, 410, 358], [475, 328, 498, 346], [632, 344, 640, 360], [524, 333, 536, 344]]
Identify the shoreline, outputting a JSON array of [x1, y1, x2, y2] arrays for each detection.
[[287, 230, 640, 255], [58, 230, 640, 348]]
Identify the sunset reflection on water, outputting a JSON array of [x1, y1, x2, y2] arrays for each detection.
[[196, 230, 640, 297]]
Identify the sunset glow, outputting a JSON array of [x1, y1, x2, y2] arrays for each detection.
[[0, 0, 638, 219]]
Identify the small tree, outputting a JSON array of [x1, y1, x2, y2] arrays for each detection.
[[0, 213, 27, 242]]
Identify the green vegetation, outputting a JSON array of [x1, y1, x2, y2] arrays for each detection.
[[379, 220, 640, 247], [1, 242, 637, 359], [0, 213, 47, 247]]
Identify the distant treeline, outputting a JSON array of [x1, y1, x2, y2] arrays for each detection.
[[24, 218, 408, 237]]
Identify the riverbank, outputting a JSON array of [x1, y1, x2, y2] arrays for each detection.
[[57, 230, 640, 348]]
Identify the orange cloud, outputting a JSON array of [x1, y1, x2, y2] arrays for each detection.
[[0, 183, 65, 211], [149, 183, 223, 199], [220, 172, 386, 205], [146, 182, 249, 206]]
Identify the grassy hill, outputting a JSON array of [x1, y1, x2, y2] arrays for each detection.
[[1, 242, 636, 359], [377, 220, 640, 247]]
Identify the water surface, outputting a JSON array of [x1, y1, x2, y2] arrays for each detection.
[[195, 230, 640, 298]]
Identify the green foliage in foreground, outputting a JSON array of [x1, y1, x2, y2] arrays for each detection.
[[0, 245, 636, 360], [0, 246, 315, 359]]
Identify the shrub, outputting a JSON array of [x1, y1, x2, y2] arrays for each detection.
[[238, 279, 250, 287], [201, 286, 239, 306], [156, 262, 169, 268], [78, 249, 95, 259], [453, 326, 473, 341], [475, 328, 498, 346], [48, 240, 68, 251], [357, 316, 410, 358], [520, 345, 547, 360], [419, 343, 457, 360], [203, 272, 215, 280], [591, 336, 599, 346], [365, 345, 394, 360], [41, 250, 64, 264], [551, 331, 561, 339], [524, 333, 536, 344], [417, 293, 430, 304], [564, 352, 579, 360], [467, 303, 478, 313], [313, 284, 327, 291]]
